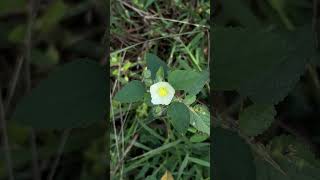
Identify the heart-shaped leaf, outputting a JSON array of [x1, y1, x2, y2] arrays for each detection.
[[13, 60, 107, 129], [114, 80, 146, 103], [167, 102, 190, 134]]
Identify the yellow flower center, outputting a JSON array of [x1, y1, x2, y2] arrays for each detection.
[[157, 87, 169, 97]]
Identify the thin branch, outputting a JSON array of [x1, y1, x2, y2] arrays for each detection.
[[144, 16, 209, 29], [4, 56, 24, 114], [47, 129, 71, 180], [117, 0, 209, 28], [117, 0, 149, 17], [0, 88, 15, 180], [111, 134, 139, 176], [111, 30, 204, 55]]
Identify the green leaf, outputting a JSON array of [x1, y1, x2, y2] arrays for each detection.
[[31, 47, 59, 67], [144, 0, 155, 9], [268, 135, 320, 169], [8, 24, 26, 44], [13, 60, 106, 129], [183, 94, 196, 105], [188, 157, 210, 167], [212, 127, 256, 180], [36, 0, 67, 32], [143, 93, 152, 106], [216, 0, 261, 27], [189, 105, 210, 135], [114, 80, 146, 103], [190, 134, 209, 143], [256, 157, 320, 180], [256, 135, 320, 180], [268, 0, 294, 30], [239, 104, 276, 136], [177, 153, 189, 179], [168, 70, 209, 95], [156, 66, 165, 82], [0, 0, 26, 15], [212, 26, 314, 104], [143, 69, 152, 79], [146, 53, 169, 80], [167, 102, 190, 134]]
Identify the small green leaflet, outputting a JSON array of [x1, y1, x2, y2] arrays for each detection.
[[183, 94, 196, 105], [239, 104, 276, 137], [155, 66, 165, 82], [167, 102, 190, 134], [114, 80, 146, 103], [168, 70, 209, 95]]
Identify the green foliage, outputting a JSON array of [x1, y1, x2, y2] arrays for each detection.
[[36, 0, 68, 32], [256, 135, 320, 180], [268, 135, 320, 168], [1, 0, 107, 178], [168, 70, 209, 95], [146, 53, 169, 80], [13, 60, 106, 129], [216, 0, 261, 27], [212, 1, 320, 180], [114, 80, 146, 103], [156, 66, 165, 82], [255, 158, 320, 180], [0, 0, 26, 15], [31, 47, 60, 67], [212, 26, 315, 104], [189, 105, 210, 135], [239, 104, 276, 136], [183, 94, 196, 105], [190, 134, 209, 143], [167, 102, 190, 134], [212, 128, 256, 180]]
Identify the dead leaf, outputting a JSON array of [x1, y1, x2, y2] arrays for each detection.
[[161, 170, 174, 180]]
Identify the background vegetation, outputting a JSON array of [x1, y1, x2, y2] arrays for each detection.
[[212, 0, 320, 180], [0, 0, 107, 179]]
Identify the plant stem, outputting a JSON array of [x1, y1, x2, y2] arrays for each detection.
[[25, 0, 40, 179], [4, 57, 24, 114], [47, 129, 71, 180], [0, 88, 15, 180]]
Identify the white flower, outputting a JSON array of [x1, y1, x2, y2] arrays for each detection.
[[150, 82, 175, 105]]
